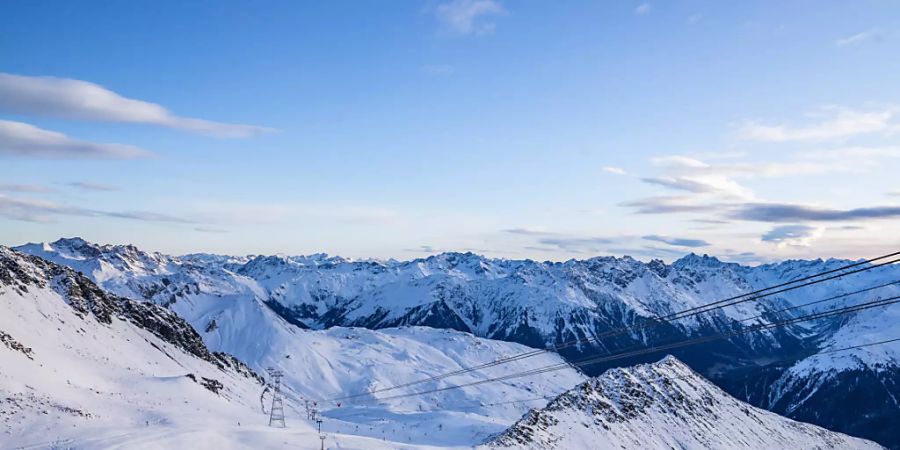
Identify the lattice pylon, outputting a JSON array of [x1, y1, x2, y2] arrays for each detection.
[[267, 368, 286, 428]]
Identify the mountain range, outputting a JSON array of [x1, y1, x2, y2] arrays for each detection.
[[6, 237, 900, 448]]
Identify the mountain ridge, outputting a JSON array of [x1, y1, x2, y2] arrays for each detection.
[[14, 237, 900, 448], [484, 356, 884, 449]]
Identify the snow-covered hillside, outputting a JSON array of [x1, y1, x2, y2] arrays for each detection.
[[0, 246, 587, 448], [0, 246, 276, 448], [484, 356, 883, 450], [14, 238, 900, 448]]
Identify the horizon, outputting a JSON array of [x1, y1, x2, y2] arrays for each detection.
[[12, 235, 859, 266], [3, 1, 900, 264]]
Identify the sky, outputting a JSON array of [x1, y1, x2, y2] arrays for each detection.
[[2, 0, 900, 263]]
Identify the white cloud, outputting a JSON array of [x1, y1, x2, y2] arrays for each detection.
[[738, 106, 897, 142], [761, 224, 824, 247], [435, 0, 505, 36], [650, 155, 709, 169], [836, 29, 882, 47], [642, 174, 755, 200], [0, 73, 273, 138], [634, 4, 651, 15], [0, 120, 151, 159], [601, 166, 626, 175]]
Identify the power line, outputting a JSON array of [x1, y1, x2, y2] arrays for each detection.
[[329, 253, 899, 402], [326, 252, 900, 402], [737, 279, 900, 323], [366, 294, 900, 403], [564, 278, 900, 370], [351, 336, 900, 414]]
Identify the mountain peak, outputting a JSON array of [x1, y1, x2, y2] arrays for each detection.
[[486, 355, 882, 449], [49, 236, 101, 255], [672, 252, 723, 269]]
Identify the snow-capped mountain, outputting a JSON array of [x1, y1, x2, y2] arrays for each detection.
[[484, 356, 883, 450], [746, 303, 900, 448], [0, 245, 589, 448], [14, 238, 900, 448], [0, 246, 267, 448]]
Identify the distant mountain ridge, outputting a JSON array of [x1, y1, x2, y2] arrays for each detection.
[[15, 237, 900, 448]]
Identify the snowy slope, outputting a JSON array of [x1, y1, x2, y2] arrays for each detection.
[[0, 246, 587, 449], [14, 238, 900, 448], [0, 246, 281, 448], [484, 356, 884, 450], [753, 303, 900, 448]]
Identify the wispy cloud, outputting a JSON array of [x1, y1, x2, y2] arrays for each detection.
[[641, 175, 753, 199], [608, 246, 688, 259], [738, 106, 897, 142], [0, 195, 81, 223], [539, 236, 619, 253], [0, 73, 273, 138], [629, 145, 898, 220], [103, 211, 192, 223], [621, 195, 721, 214], [650, 155, 709, 169], [503, 228, 622, 254], [731, 203, 900, 222], [435, 0, 505, 36], [0, 193, 191, 224], [602, 166, 627, 175], [67, 181, 120, 192], [643, 234, 709, 248], [0, 120, 151, 159], [503, 227, 555, 236], [836, 29, 883, 47], [0, 183, 53, 193]]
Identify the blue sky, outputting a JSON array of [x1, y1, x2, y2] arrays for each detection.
[[2, 0, 900, 262]]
